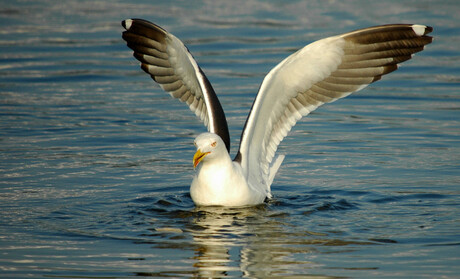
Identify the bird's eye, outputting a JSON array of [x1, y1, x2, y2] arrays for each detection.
[[211, 141, 217, 147]]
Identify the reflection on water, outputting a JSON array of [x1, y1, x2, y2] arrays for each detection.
[[192, 207, 263, 278], [192, 207, 321, 278]]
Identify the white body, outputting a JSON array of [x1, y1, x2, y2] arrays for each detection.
[[190, 133, 270, 206], [191, 160, 265, 206]]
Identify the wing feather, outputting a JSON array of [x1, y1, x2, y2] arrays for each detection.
[[122, 19, 230, 152], [236, 24, 433, 191]]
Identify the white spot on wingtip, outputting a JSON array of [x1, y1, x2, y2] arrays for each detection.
[[412, 24, 426, 36], [124, 19, 133, 30]]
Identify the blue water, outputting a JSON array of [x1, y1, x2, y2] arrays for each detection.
[[1, 0, 459, 278]]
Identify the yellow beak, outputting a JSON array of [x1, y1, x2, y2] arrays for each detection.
[[193, 149, 210, 168]]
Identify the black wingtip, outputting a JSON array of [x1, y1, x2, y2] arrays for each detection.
[[425, 25, 434, 35]]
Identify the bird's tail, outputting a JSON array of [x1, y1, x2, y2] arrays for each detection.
[[268, 154, 285, 189]]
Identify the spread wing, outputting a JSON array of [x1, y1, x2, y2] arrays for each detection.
[[236, 24, 433, 189], [122, 19, 230, 152]]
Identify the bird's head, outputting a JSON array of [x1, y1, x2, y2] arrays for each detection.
[[193, 133, 226, 168]]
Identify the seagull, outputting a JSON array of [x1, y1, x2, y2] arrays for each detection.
[[121, 19, 432, 207]]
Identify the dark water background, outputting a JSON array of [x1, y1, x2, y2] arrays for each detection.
[[1, 0, 459, 278]]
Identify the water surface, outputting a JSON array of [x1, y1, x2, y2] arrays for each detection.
[[1, 0, 459, 278]]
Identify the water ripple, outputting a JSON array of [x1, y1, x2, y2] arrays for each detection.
[[0, 0, 459, 278]]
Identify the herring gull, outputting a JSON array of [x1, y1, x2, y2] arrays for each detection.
[[121, 19, 432, 206]]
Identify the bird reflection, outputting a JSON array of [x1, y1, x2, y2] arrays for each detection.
[[188, 205, 325, 278], [190, 206, 265, 278]]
